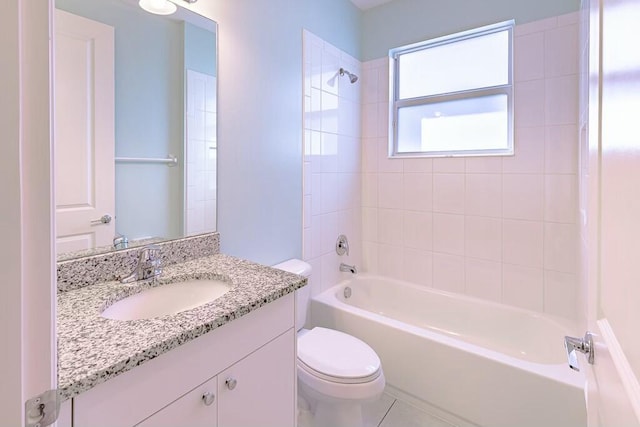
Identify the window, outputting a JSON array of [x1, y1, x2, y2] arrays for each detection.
[[389, 21, 514, 157]]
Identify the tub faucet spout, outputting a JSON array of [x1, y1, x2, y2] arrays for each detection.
[[339, 263, 357, 274]]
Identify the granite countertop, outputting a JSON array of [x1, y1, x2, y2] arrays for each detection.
[[57, 253, 306, 401]]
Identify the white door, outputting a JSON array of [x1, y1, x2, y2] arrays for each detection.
[[54, 9, 115, 254], [583, 0, 640, 424]]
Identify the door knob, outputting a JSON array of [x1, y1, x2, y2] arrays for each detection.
[[91, 214, 112, 225]]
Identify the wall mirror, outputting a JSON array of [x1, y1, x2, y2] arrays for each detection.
[[54, 0, 217, 261]]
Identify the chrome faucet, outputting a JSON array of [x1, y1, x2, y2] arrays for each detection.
[[113, 234, 129, 250], [564, 332, 594, 371], [339, 263, 357, 274], [121, 245, 162, 283]]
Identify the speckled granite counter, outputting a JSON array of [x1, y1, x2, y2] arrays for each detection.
[[57, 253, 306, 401]]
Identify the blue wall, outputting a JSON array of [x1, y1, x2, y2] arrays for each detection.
[[361, 0, 580, 60], [184, 22, 217, 76], [185, 0, 361, 265]]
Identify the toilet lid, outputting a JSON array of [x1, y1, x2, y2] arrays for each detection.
[[297, 327, 381, 382]]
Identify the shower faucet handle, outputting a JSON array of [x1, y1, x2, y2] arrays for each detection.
[[336, 235, 350, 256]]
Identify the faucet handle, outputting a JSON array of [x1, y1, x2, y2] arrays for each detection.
[[564, 332, 594, 371], [336, 235, 350, 256]]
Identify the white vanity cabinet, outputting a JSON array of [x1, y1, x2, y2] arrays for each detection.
[[136, 376, 218, 427], [72, 293, 295, 427], [217, 330, 294, 427]]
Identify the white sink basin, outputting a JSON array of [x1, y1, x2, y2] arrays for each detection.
[[102, 279, 232, 321]]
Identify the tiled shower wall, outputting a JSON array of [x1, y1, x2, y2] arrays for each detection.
[[360, 13, 581, 321], [302, 31, 363, 297]]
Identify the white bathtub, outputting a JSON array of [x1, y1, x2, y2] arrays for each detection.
[[311, 275, 586, 427]]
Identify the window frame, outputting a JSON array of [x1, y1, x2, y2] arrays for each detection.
[[389, 20, 515, 158]]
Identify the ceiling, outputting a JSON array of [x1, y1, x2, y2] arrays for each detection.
[[350, 0, 394, 10]]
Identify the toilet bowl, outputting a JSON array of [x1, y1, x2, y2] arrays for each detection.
[[273, 259, 385, 427]]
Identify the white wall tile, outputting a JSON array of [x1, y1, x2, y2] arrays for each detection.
[[362, 173, 378, 207], [338, 135, 360, 174], [544, 270, 578, 319], [433, 157, 465, 173], [362, 66, 379, 105], [503, 127, 545, 174], [378, 208, 403, 246], [545, 75, 578, 125], [320, 212, 339, 254], [433, 253, 465, 294], [544, 24, 579, 77], [403, 211, 433, 250], [502, 264, 544, 311], [503, 174, 544, 220], [362, 242, 379, 273], [433, 174, 465, 214], [337, 19, 578, 319], [321, 45, 340, 95], [403, 173, 432, 211], [515, 32, 545, 82], [465, 216, 502, 261], [321, 91, 339, 134], [378, 138, 403, 173], [362, 207, 378, 242], [404, 158, 433, 173], [309, 88, 322, 131], [377, 101, 390, 138], [403, 248, 433, 287], [378, 173, 403, 209], [465, 174, 502, 217], [338, 172, 360, 211], [321, 132, 338, 173], [321, 173, 338, 214], [515, 79, 545, 128], [378, 243, 404, 278], [433, 213, 465, 255], [545, 124, 578, 174], [362, 138, 379, 173], [465, 156, 502, 173], [544, 222, 577, 273], [321, 252, 340, 292], [362, 103, 378, 139], [303, 195, 311, 229], [503, 219, 544, 268], [377, 59, 390, 103], [465, 258, 502, 302], [303, 227, 312, 260], [544, 174, 578, 223]]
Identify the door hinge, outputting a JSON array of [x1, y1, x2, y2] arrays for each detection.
[[25, 389, 60, 427]]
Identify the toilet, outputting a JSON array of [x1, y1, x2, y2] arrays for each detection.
[[273, 259, 385, 427]]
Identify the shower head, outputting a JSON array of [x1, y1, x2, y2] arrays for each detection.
[[339, 68, 358, 84]]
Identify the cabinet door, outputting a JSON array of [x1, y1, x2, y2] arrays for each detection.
[[136, 376, 218, 427], [218, 329, 295, 427]]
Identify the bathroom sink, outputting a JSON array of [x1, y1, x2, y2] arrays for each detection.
[[102, 279, 231, 321]]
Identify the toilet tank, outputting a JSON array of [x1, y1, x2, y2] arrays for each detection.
[[272, 259, 311, 332]]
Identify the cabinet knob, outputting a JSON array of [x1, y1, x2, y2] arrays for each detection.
[[225, 378, 237, 390], [202, 391, 215, 406]]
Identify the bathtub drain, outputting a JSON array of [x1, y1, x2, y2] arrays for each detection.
[[343, 286, 352, 299]]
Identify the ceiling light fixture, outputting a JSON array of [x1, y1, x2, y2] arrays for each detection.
[[138, 0, 177, 15]]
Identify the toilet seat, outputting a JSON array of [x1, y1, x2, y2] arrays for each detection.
[[297, 327, 381, 384]]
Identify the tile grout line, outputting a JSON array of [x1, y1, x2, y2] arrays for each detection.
[[377, 398, 397, 427]]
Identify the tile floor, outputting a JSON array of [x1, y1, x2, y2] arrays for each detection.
[[366, 393, 457, 427], [299, 392, 458, 427]]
